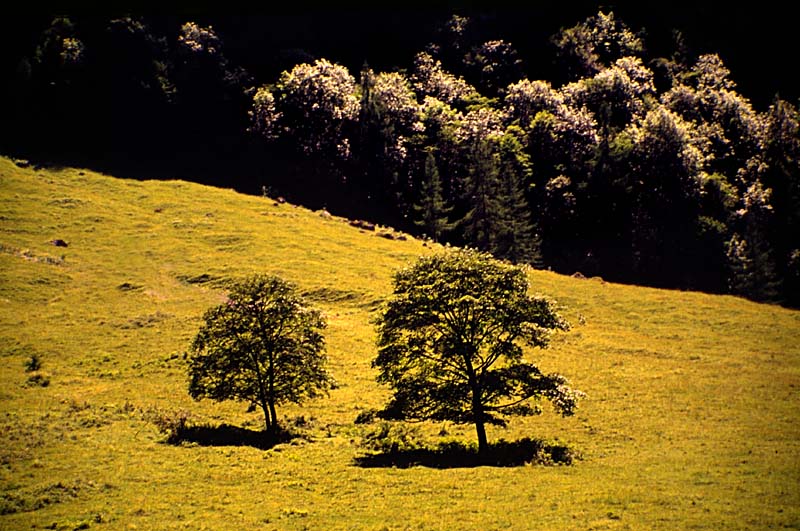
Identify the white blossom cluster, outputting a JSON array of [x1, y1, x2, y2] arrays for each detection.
[[544, 376, 587, 416], [505, 80, 564, 125], [60, 37, 84, 65], [249, 87, 280, 138], [630, 106, 705, 182], [412, 52, 477, 105], [178, 22, 221, 55], [662, 54, 764, 176], [455, 106, 506, 146], [373, 72, 423, 133], [265, 59, 360, 157], [562, 56, 655, 123]]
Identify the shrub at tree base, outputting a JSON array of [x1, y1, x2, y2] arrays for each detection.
[[357, 421, 577, 468]]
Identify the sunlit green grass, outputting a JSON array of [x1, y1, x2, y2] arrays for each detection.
[[1, 156, 798, 530]]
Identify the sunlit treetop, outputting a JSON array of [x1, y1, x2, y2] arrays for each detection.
[[412, 51, 478, 105], [178, 22, 221, 55]]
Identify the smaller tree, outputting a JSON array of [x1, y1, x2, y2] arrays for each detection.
[[188, 275, 332, 435], [374, 249, 583, 455]]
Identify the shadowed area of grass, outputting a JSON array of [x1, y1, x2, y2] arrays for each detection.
[[355, 437, 577, 469], [167, 423, 299, 450]]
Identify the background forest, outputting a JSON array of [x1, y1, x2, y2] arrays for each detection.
[[1, 8, 798, 305]]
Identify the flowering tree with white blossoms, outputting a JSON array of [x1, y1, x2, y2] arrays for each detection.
[[252, 59, 359, 159], [178, 22, 221, 55], [551, 10, 644, 79], [412, 51, 478, 106], [562, 56, 656, 129], [629, 105, 706, 283]]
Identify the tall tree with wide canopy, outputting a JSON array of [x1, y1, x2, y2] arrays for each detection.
[[374, 249, 583, 454]]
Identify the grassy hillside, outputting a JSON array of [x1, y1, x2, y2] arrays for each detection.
[[1, 156, 799, 530]]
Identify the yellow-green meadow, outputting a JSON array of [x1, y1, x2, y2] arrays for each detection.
[[1, 157, 798, 530]]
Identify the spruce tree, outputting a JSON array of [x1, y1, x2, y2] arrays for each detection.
[[460, 136, 501, 252], [726, 183, 781, 302], [492, 130, 542, 266], [413, 150, 455, 242], [355, 64, 388, 219]]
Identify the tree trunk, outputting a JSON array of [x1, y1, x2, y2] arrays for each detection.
[[250, 346, 272, 434], [268, 399, 279, 436], [464, 354, 489, 456], [472, 393, 489, 456], [260, 401, 272, 434], [474, 416, 488, 456], [268, 351, 278, 436]]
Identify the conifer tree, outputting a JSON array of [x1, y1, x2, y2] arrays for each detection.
[[413, 150, 455, 242], [727, 183, 781, 302], [492, 129, 542, 266], [460, 136, 501, 252]]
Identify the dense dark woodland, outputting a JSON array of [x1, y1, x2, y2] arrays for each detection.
[[1, 7, 798, 305]]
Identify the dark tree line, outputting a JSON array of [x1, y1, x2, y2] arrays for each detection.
[[2, 16, 258, 185], [251, 11, 800, 305], [2, 12, 798, 305]]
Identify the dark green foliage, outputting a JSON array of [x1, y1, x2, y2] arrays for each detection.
[[786, 251, 800, 307], [374, 249, 582, 454], [762, 98, 800, 305], [726, 235, 779, 302], [726, 184, 781, 303], [460, 136, 502, 253], [492, 128, 542, 266], [463, 39, 524, 97], [413, 150, 456, 242], [551, 10, 644, 80], [188, 275, 332, 434], [357, 427, 578, 468], [354, 65, 399, 220], [629, 107, 704, 287]]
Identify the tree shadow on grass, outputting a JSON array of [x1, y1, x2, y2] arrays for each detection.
[[354, 438, 578, 469], [167, 423, 298, 450]]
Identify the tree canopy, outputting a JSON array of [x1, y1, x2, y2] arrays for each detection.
[[188, 275, 332, 434], [374, 249, 583, 453]]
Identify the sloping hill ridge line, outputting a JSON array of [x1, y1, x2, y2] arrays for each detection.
[[1, 157, 798, 530]]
